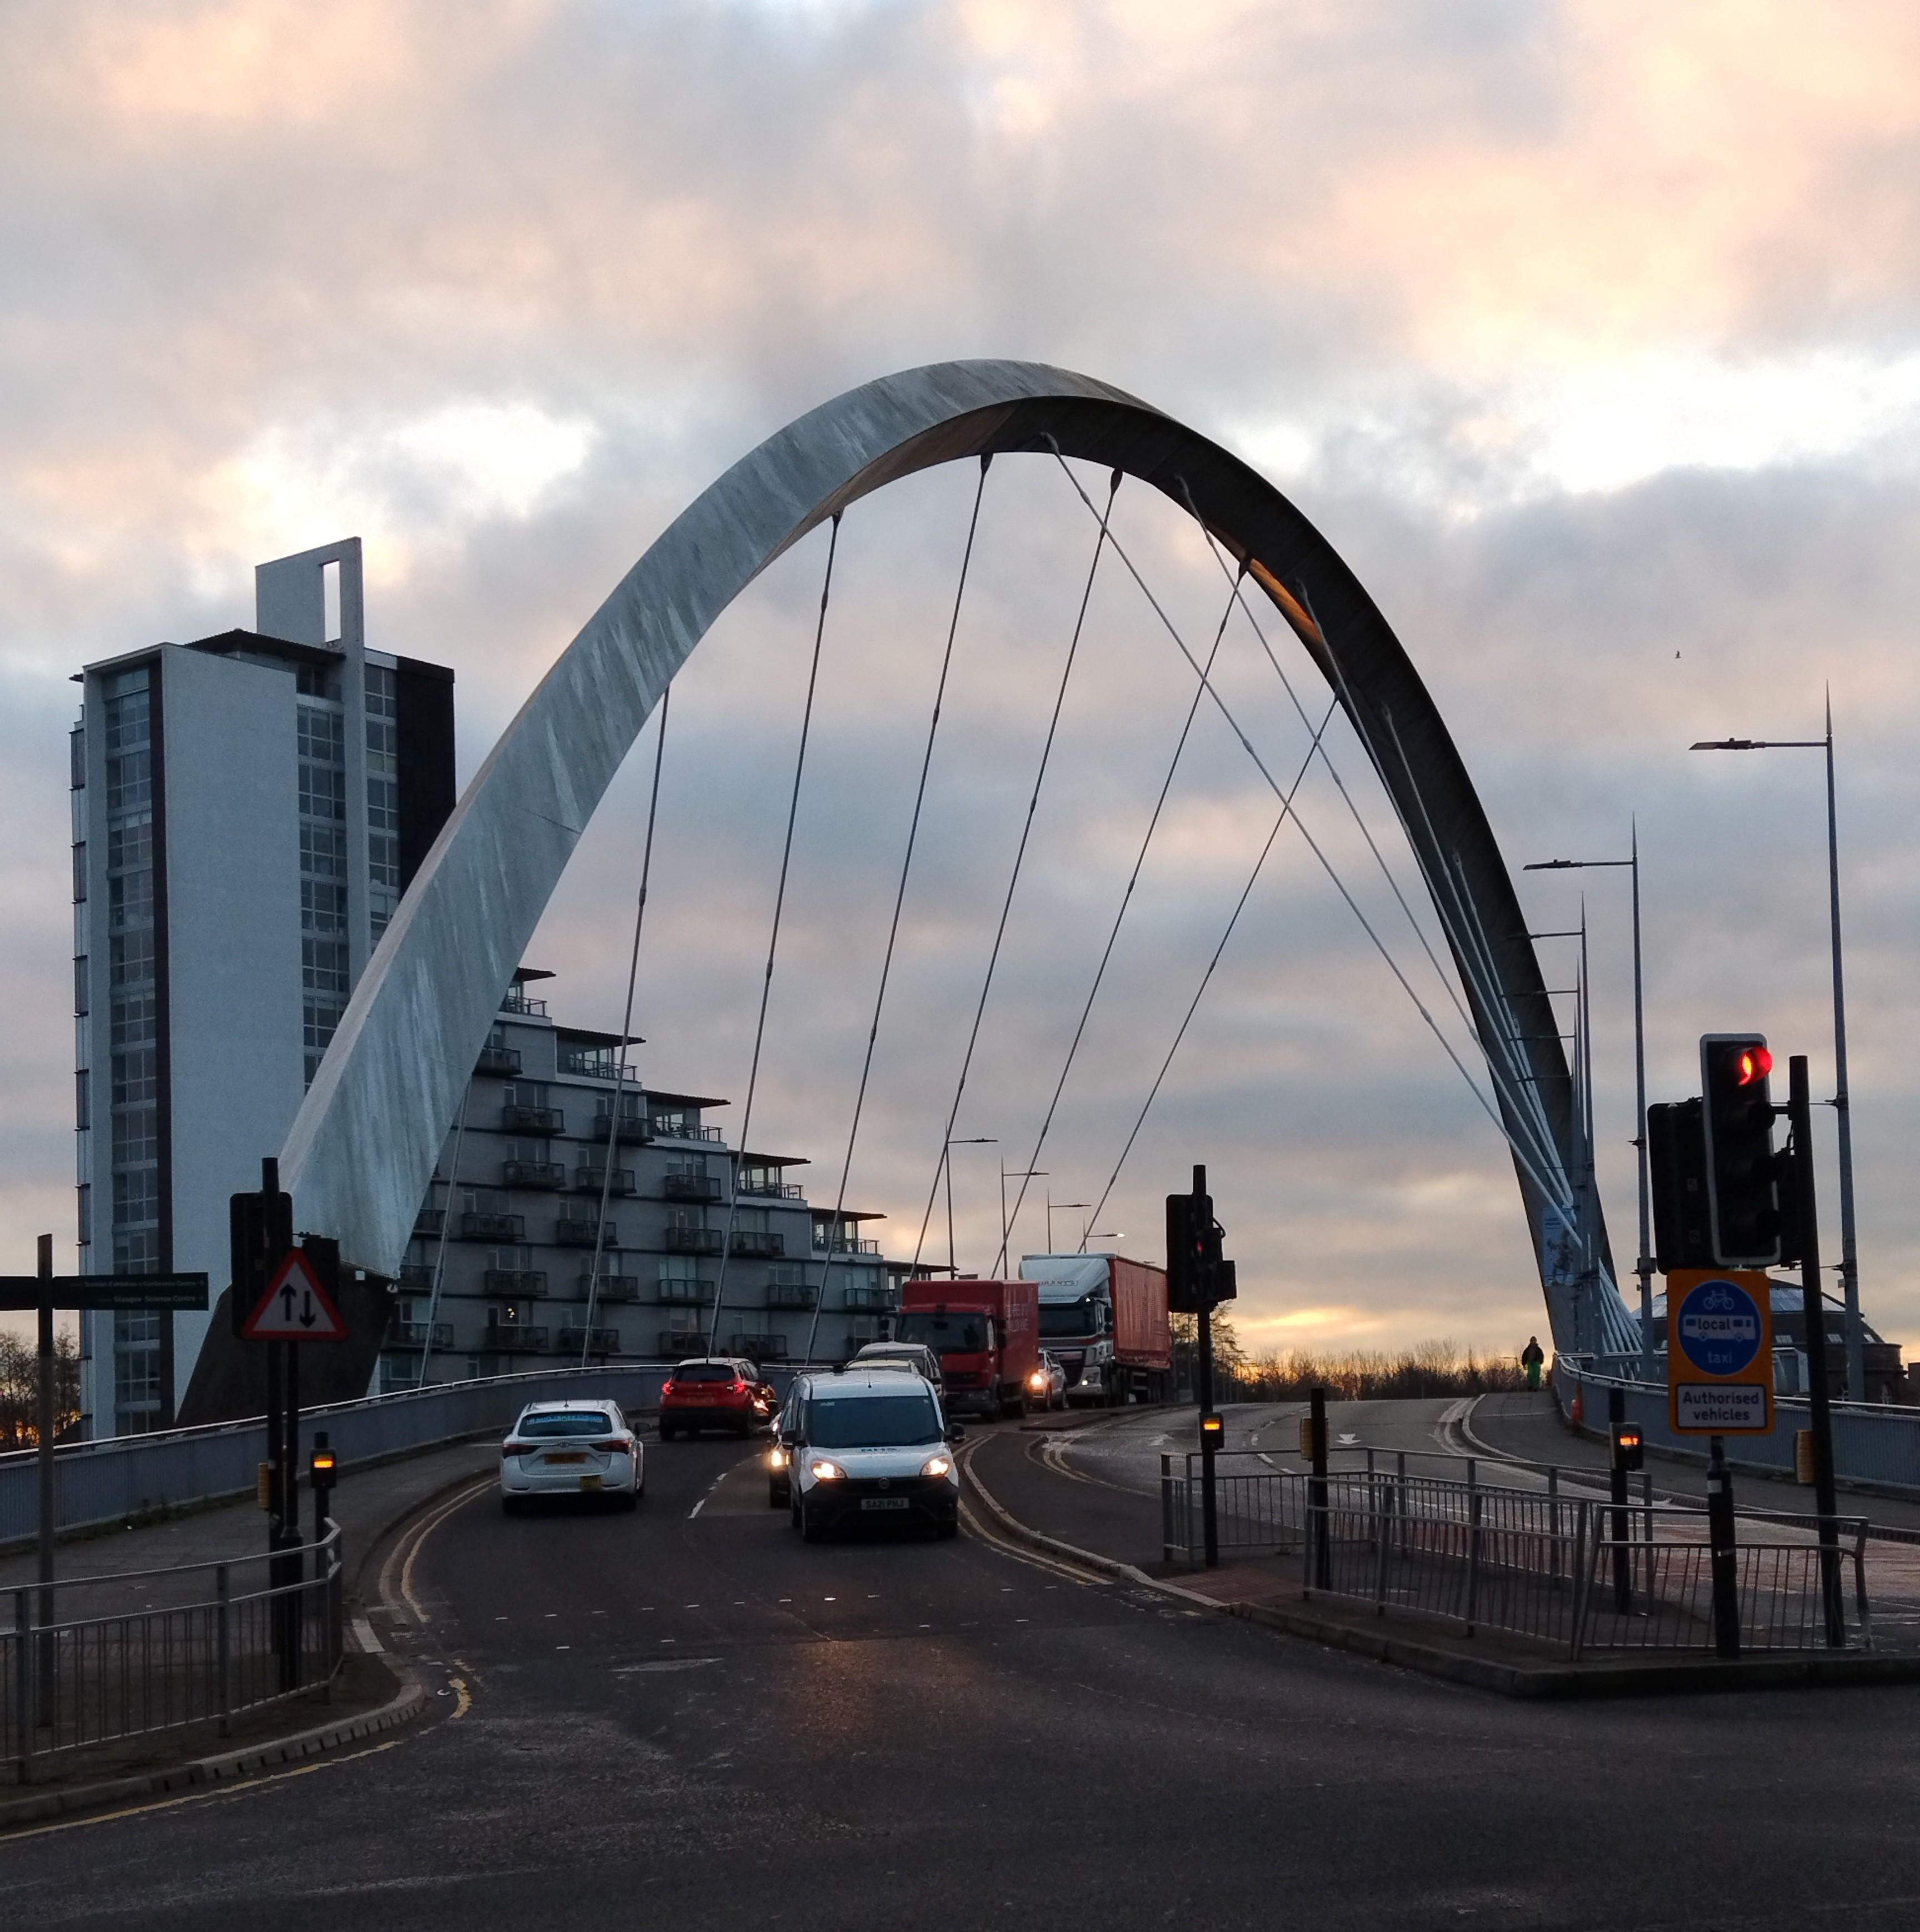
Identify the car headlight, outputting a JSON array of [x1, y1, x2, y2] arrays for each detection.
[[921, 1454, 952, 1480], [809, 1459, 846, 1482], [767, 1445, 787, 1469]]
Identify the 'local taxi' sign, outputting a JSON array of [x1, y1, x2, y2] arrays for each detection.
[[1667, 1267, 1774, 1435]]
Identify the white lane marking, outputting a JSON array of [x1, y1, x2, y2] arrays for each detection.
[[616, 1657, 721, 1674], [351, 1614, 384, 1655], [688, 1498, 706, 1519]]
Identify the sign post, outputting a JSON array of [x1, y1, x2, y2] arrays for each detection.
[[1667, 1266, 1772, 1660], [229, 1160, 348, 1688]]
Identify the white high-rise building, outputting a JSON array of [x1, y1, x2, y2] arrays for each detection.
[[71, 541, 455, 1436]]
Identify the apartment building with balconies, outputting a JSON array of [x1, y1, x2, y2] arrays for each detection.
[[379, 969, 907, 1387]]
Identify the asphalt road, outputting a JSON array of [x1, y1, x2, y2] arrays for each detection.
[[4, 1421, 1920, 1931]]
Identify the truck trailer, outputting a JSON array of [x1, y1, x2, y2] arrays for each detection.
[[896, 1277, 1041, 1419], [1018, 1253, 1173, 1405]]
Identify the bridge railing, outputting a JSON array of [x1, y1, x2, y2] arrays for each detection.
[[1554, 1356, 1920, 1495], [1160, 1451, 1877, 1658], [4, 1522, 344, 1784]]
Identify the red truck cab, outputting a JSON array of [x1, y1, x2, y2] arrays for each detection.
[[895, 1277, 1040, 1420]]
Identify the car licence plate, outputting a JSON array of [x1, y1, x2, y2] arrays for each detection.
[[579, 1473, 602, 1489], [860, 1497, 910, 1511], [545, 1451, 587, 1464]]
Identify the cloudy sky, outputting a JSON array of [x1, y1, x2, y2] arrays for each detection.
[[4, 0, 1919, 1361]]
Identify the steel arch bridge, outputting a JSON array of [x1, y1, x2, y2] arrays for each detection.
[[278, 360, 1634, 1356]]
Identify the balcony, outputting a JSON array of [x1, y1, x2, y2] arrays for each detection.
[[461, 1211, 526, 1241], [559, 1326, 619, 1355], [501, 1105, 563, 1135], [767, 1282, 817, 1311], [476, 1045, 522, 1076], [412, 1209, 445, 1239], [663, 1172, 722, 1203], [553, 1216, 617, 1248], [484, 1324, 548, 1352], [663, 1225, 723, 1255], [650, 1116, 723, 1144], [397, 1262, 433, 1290], [730, 1332, 786, 1361], [846, 1284, 896, 1312], [658, 1279, 714, 1306], [659, 1326, 707, 1355], [573, 1165, 636, 1196], [387, 1320, 453, 1349], [503, 1160, 566, 1189], [500, 987, 546, 1017], [589, 1111, 651, 1144], [730, 1230, 784, 1259], [578, 1274, 639, 1301], [483, 1269, 547, 1296], [813, 1232, 879, 1255], [739, 1179, 804, 1199]]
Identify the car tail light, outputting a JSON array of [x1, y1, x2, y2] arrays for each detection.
[[502, 1441, 533, 1458], [590, 1439, 628, 1453]]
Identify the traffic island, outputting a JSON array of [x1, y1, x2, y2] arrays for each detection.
[[962, 1422, 1920, 1700]]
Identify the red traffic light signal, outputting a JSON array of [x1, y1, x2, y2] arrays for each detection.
[[1700, 1032, 1783, 1269]]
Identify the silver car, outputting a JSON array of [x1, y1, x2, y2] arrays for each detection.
[[500, 1400, 644, 1512]]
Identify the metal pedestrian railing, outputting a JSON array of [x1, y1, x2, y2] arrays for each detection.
[[1160, 1447, 1877, 1659], [3, 1522, 344, 1783]]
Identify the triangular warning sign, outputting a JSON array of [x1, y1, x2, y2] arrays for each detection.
[[242, 1250, 348, 1341]]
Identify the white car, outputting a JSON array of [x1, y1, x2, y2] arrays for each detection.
[[500, 1400, 643, 1512], [787, 1368, 963, 1541]]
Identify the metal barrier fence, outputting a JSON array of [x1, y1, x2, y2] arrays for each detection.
[[0, 1360, 791, 1549], [1160, 1449, 1875, 1658], [1555, 1356, 1920, 1495], [3, 1524, 344, 1783]]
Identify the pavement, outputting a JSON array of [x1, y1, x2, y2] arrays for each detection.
[[5, 1405, 1920, 1929]]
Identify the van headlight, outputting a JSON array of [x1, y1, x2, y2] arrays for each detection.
[[809, 1459, 846, 1482], [921, 1454, 952, 1480], [767, 1445, 787, 1470]]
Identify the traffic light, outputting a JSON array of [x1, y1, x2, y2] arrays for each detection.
[[1166, 1184, 1237, 1312], [229, 1171, 293, 1336], [1612, 1421, 1644, 1472], [1699, 1033, 1783, 1268], [1648, 1099, 1713, 1272]]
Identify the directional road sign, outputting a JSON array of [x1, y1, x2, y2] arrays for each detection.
[[242, 1251, 348, 1341], [1668, 1267, 1774, 1434], [0, 1274, 209, 1312]]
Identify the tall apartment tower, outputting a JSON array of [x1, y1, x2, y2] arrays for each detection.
[[72, 540, 455, 1437]]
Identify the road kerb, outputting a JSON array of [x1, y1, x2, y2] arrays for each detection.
[[0, 1661, 429, 1833]]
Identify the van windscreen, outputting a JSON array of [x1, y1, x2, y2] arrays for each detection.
[[806, 1396, 944, 1449]]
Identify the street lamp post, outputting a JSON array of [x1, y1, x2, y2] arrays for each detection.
[[1692, 702, 1863, 1400], [1047, 1198, 1089, 1253], [998, 1166, 1046, 1275], [944, 1138, 995, 1277], [1525, 832, 1654, 1381]]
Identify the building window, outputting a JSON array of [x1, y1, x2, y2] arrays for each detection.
[[72, 841, 86, 902], [109, 929, 154, 986], [299, 823, 346, 878]]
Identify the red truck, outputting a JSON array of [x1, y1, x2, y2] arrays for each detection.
[[895, 1277, 1041, 1419], [1018, 1253, 1173, 1405]]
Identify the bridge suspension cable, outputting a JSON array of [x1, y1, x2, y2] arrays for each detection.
[[911, 468, 1124, 1271], [708, 515, 842, 1352], [994, 562, 1246, 1272], [581, 683, 671, 1363], [801, 458, 993, 1363], [1050, 452, 1572, 1217]]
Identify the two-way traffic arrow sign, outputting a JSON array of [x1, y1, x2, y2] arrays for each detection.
[[242, 1250, 348, 1342]]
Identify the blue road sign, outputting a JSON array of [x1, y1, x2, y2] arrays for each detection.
[[1676, 1275, 1764, 1378]]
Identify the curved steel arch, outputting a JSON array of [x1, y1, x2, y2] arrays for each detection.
[[282, 360, 1631, 1353]]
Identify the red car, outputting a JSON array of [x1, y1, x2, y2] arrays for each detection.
[[658, 1357, 768, 1440]]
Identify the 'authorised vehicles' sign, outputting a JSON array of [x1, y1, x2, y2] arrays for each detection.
[[1667, 1269, 1774, 1435]]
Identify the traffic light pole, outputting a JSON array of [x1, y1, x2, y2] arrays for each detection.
[[1607, 1386, 1632, 1614], [1197, 1300, 1219, 1569], [1788, 1055, 1844, 1645], [1706, 1437, 1741, 1659], [36, 1234, 56, 1711]]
